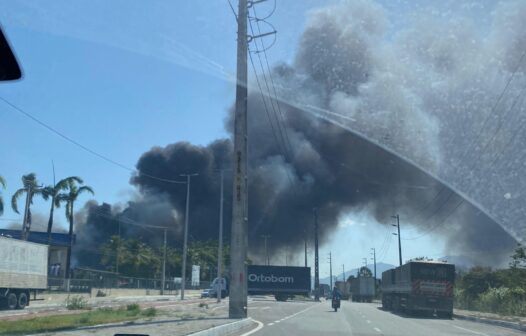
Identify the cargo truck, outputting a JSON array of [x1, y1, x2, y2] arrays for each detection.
[[335, 280, 351, 300], [349, 276, 375, 302], [0, 236, 48, 309], [247, 265, 311, 301], [381, 260, 455, 317]]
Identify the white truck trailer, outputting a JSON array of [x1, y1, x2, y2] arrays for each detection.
[[0, 235, 48, 309]]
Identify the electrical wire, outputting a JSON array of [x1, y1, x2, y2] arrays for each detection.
[[0, 96, 186, 185]]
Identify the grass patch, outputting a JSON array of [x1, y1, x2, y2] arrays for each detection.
[[0, 306, 155, 335]]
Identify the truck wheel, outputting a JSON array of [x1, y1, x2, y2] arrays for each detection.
[[17, 292, 28, 309], [6, 293, 17, 310]]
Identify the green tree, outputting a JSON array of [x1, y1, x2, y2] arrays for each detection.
[[100, 236, 160, 278], [358, 266, 373, 277], [56, 179, 94, 278], [11, 173, 46, 238], [510, 244, 526, 269], [0, 175, 5, 216], [42, 176, 83, 243]]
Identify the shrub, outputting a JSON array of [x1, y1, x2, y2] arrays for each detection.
[[126, 304, 140, 312], [142, 307, 157, 317], [96, 290, 107, 297], [65, 296, 89, 310]]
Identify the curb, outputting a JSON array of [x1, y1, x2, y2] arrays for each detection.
[[454, 314, 526, 332], [188, 318, 256, 336]]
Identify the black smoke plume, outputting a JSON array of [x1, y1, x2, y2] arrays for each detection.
[[75, 0, 524, 267]]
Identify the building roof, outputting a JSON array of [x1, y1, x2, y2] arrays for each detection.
[[0, 229, 74, 247]]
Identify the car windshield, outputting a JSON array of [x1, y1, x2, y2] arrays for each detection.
[[0, 1, 525, 336]]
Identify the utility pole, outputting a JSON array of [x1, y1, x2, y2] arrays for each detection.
[[328, 252, 333, 289], [217, 170, 225, 303], [261, 235, 271, 265], [116, 218, 121, 274], [392, 214, 402, 266], [313, 208, 320, 301], [304, 235, 307, 267], [21, 184, 33, 241], [371, 248, 376, 279], [180, 173, 198, 300], [342, 264, 345, 282], [161, 228, 167, 295], [229, 0, 249, 319]]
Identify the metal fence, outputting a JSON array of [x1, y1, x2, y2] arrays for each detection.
[[47, 276, 212, 293]]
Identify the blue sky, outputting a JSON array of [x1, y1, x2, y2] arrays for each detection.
[[1, 0, 496, 273]]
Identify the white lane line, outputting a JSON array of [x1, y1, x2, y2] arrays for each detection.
[[274, 320, 280, 323], [240, 318, 264, 336], [453, 325, 490, 336], [366, 320, 371, 324], [261, 307, 270, 310], [374, 327, 382, 333], [268, 323, 274, 326]]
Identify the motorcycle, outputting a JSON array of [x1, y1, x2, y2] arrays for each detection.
[[332, 297, 341, 312]]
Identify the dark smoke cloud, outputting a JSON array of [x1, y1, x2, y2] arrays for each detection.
[[75, 0, 523, 267]]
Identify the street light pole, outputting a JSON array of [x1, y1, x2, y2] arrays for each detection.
[[371, 247, 376, 279], [180, 173, 198, 300], [217, 170, 225, 303], [328, 252, 333, 289], [392, 214, 402, 267], [261, 235, 271, 265], [161, 228, 167, 295], [314, 208, 320, 301]]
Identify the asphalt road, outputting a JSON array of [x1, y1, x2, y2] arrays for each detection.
[[247, 299, 525, 336]]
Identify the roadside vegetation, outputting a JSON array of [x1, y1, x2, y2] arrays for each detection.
[[0, 305, 157, 335], [454, 244, 526, 317]]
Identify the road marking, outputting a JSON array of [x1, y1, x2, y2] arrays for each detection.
[[261, 306, 270, 310], [274, 320, 280, 323], [240, 318, 264, 336], [366, 320, 371, 323], [453, 325, 490, 336], [268, 323, 274, 326], [374, 327, 382, 333]]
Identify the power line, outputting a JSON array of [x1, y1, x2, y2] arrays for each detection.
[[461, 50, 526, 163], [252, 5, 295, 163], [404, 199, 464, 241], [0, 96, 186, 185]]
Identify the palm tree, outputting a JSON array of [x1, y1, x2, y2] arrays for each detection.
[[56, 179, 94, 279], [11, 173, 45, 240], [42, 176, 83, 244], [0, 175, 6, 216]]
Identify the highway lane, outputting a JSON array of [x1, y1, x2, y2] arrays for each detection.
[[248, 299, 525, 336]]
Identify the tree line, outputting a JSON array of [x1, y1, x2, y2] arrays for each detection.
[[455, 244, 526, 316], [0, 173, 94, 277], [97, 237, 229, 281]]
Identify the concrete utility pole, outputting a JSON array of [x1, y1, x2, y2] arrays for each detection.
[[161, 228, 167, 295], [21, 184, 33, 241], [304, 235, 307, 267], [342, 264, 345, 282], [314, 208, 320, 301], [217, 170, 225, 303], [180, 173, 198, 300], [371, 247, 376, 279], [328, 252, 333, 289], [261, 235, 270, 265], [392, 214, 402, 267], [229, 0, 249, 319]]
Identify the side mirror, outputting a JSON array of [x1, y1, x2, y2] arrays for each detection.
[[0, 26, 22, 81]]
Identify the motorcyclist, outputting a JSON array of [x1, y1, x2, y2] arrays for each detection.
[[332, 287, 342, 300]]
